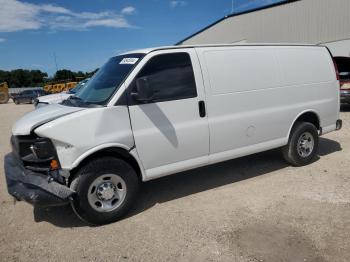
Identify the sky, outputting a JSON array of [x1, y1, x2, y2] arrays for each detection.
[[0, 0, 284, 76]]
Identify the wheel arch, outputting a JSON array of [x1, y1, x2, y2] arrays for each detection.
[[69, 146, 145, 184], [287, 110, 321, 139]]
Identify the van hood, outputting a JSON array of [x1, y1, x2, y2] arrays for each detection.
[[12, 104, 85, 136]]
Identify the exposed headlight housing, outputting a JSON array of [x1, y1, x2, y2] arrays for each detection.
[[30, 139, 56, 159], [12, 135, 60, 172]]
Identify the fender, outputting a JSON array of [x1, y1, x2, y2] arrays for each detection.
[[70, 143, 147, 181], [287, 109, 321, 139]]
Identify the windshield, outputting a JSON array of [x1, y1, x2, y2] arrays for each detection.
[[68, 79, 89, 94], [72, 53, 144, 106]]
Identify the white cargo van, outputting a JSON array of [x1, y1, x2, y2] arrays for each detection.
[[4, 44, 342, 225]]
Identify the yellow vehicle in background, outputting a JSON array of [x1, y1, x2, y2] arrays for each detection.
[[44, 84, 53, 93], [52, 83, 65, 93], [44, 81, 77, 93], [64, 82, 77, 91], [0, 82, 10, 104]]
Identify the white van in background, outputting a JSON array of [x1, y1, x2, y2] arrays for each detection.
[[4, 44, 342, 225], [34, 78, 90, 108]]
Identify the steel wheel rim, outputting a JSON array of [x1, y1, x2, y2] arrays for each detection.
[[87, 174, 127, 212], [297, 132, 314, 158]]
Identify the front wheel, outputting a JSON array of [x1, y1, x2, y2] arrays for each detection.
[[282, 122, 319, 166], [70, 157, 140, 225]]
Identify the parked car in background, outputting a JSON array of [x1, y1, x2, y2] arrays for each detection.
[[35, 78, 90, 108], [334, 57, 350, 105], [13, 89, 47, 104]]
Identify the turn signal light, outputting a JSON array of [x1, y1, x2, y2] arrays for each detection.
[[50, 160, 59, 170]]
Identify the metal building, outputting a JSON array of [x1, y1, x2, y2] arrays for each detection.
[[177, 0, 350, 57]]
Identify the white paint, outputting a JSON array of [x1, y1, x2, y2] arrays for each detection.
[[12, 103, 84, 136], [34, 106, 134, 170], [196, 45, 338, 159], [323, 39, 350, 57], [11, 44, 340, 183], [128, 49, 210, 175]]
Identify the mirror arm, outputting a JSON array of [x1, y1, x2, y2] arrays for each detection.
[[131, 92, 153, 103]]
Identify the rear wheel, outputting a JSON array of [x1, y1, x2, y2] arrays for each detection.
[[70, 157, 140, 225], [282, 122, 319, 166], [13, 98, 19, 105]]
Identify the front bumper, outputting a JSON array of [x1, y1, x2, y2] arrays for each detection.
[[4, 153, 74, 206], [340, 90, 350, 104]]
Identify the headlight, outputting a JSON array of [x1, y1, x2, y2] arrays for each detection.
[[30, 139, 56, 159]]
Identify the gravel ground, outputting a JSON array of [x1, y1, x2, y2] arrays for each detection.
[[0, 101, 349, 262]]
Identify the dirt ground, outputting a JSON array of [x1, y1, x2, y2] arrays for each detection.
[[0, 101, 349, 262]]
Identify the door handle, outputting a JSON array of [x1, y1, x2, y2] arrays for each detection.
[[198, 100, 206, 118]]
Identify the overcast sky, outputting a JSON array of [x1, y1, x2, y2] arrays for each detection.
[[0, 0, 284, 75]]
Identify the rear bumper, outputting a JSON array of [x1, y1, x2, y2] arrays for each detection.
[[4, 153, 74, 206]]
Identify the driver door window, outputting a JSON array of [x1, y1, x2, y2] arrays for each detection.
[[131, 52, 197, 103]]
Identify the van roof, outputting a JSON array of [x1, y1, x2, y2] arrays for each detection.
[[121, 43, 321, 55]]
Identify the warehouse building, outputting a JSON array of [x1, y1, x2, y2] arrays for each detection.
[[177, 0, 350, 57]]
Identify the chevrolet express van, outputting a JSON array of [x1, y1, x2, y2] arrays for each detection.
[[4, 44, 342, 225]]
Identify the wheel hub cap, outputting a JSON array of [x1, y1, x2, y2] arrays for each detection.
[[297, 132, 314, 158], [87, 174, 127, 212], [97, 182, 116, 201]]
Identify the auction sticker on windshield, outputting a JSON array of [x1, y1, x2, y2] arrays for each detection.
[[120, 58, 139, 64]]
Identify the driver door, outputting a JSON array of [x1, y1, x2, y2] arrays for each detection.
[[127, 50, 209, 179]]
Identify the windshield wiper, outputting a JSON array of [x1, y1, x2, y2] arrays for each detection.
[[68, 96, 83, 101], [61, 95, 85, 107], [61, 95, 102, 108]]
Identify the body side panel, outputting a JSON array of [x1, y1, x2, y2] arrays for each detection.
[[195, 45, 338, 159]]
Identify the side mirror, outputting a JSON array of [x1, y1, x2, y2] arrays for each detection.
[[131, 77, 154, 102]]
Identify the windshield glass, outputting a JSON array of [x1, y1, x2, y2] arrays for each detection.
[[69, 79, 89, 94], [73, 53, 144, 106]]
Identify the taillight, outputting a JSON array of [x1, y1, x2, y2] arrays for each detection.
[[340, 81, 350, 90], [333, 59, 340, 81]]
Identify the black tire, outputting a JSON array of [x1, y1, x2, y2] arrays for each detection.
[[282, 122, 319, 166], [70, 157, 140, 225], [14, 99, 19, 105]]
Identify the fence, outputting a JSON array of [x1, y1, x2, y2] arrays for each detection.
[[9, 87, 43, 94]]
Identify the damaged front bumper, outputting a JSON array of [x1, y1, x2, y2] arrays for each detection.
[[4, 153, 74, 206]]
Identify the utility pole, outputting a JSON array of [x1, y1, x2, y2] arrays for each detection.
[[231, 0, 234, 14], [53, 52, 58, 73]]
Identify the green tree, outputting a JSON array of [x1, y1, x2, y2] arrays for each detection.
[[54, 69, 75, 81]]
